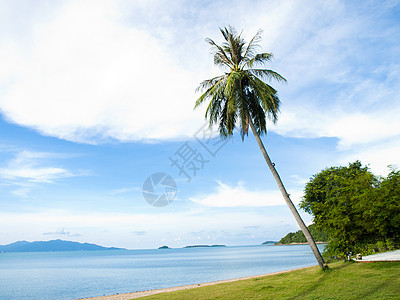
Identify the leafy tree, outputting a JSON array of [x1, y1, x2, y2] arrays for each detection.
[[370, 168, 400, 244], [195, 26, 326, 268], [301, 161, 400, 258]]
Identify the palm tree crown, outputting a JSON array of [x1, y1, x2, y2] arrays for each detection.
[[195, 26, 286, 139]]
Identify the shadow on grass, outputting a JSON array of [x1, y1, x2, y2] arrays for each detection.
[[355, 266, 400, 299], [286, 263, 351, 299]]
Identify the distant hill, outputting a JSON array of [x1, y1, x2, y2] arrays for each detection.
[[276, 224, 329, 244], [0, 239, 125, 252]]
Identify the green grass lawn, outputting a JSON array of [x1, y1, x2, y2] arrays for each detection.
[[140, 261, 400, 299]]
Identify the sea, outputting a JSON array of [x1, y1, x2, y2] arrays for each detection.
[[0, 244, 325, 300]]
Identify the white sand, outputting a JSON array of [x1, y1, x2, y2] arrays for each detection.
[[357, 249, 400, 262]]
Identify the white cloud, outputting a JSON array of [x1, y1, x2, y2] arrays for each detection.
[[0, 150, 85, 185], [0, 0, 399, 153], [257, 2, 400, 173], [0, 0, 399, 176], [131, 231, 147, 236], [109, 186, 141, 195], [277, 107, 400, 148], [190, 181, 303, 207], [43, 227, 81, 237], [342, 137, 400, 176], [11, 187, 31, 198], [0, 0, 204, 143]]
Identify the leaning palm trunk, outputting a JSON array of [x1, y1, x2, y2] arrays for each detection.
[[249, 119, 326, 269], [195, 27, 326, 269]]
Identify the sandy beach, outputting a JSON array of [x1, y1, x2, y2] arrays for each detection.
[[78, 265, 316, 300], [79, 249, 400, 300]]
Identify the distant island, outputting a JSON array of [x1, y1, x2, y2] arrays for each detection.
[[158, 245, 171, 249], [262, 241, 277, 245], [184, 245, 226, 248], [272, 224, 329, 245], [0, 239, 125, 252]]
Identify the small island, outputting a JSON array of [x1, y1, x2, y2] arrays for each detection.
[[184, 245, 226, 248], [262, 241, 277, 245], [158, 245, 171, 249]]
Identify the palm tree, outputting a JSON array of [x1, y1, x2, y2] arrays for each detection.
[[195, 26, 326, 269]]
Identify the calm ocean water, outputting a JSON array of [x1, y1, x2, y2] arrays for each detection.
[[0, 244, 325, 300]]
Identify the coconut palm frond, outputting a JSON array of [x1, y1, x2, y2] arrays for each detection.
[[206, 37, 234, 69], [195, 75, 226, 92], [248, 92, 268, 135], [219, 26, 247, 68], [195, 26, 285, 138], [248, 68, 287, 83], [246, 53, 274, 69], [219, 100, 237, 139], [224, 71, 242, 105], [238, 97, 251, 139], [195, 76, 227, 109], [242, 29, 263, 63], [219, 26, 235, 42], [205, 97, 222, 126], [247, 75, 280, 123]]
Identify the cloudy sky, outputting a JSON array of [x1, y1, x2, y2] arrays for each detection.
[[0, 0, 399, 249]]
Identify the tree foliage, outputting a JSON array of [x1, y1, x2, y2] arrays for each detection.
[[300, 161, 400, 259]]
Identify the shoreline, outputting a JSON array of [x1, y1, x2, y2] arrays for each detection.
[[78, 265, 317, 300], [274, 242, 328, 246]]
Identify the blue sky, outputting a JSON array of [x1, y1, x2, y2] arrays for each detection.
[[0, 0, 399, 249]]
